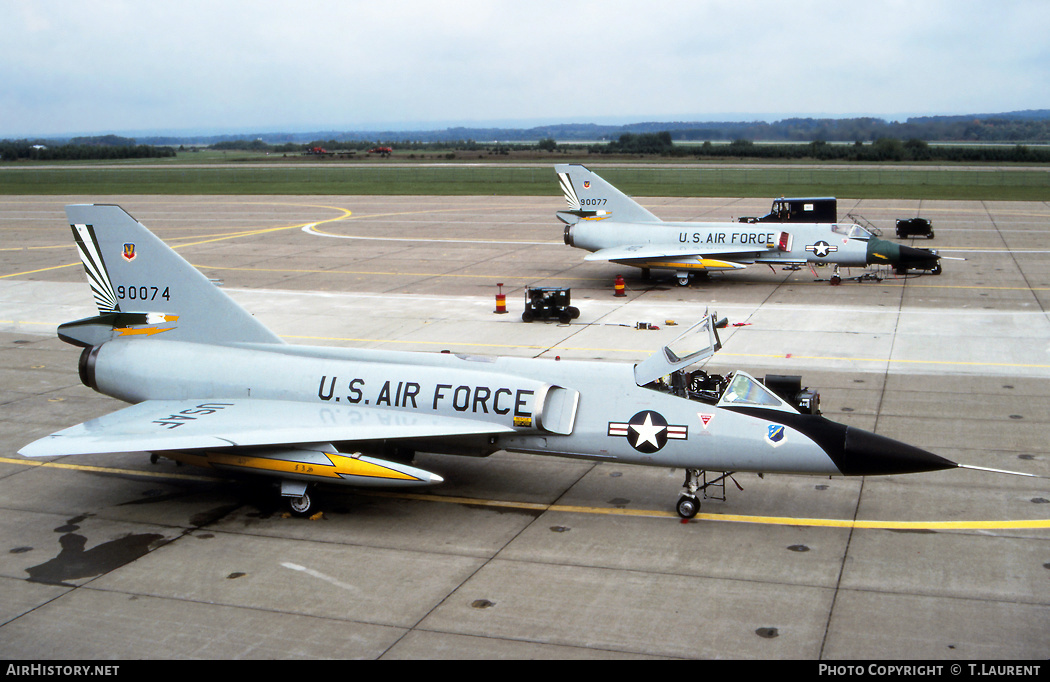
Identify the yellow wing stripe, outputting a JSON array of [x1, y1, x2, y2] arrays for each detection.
[[168, 451, 421, 482], [640, 259, 743, 270]]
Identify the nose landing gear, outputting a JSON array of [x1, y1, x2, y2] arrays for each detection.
[[676, 494, 700, 519], [676, 468, 739, 519]]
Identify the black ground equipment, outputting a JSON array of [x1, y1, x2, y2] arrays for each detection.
[[896, 218, 934, 239], [521, 287, 580, 324]]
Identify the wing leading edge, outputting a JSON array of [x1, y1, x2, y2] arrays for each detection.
[[584, 242, 774, 265], [19, 398, 514, 458]]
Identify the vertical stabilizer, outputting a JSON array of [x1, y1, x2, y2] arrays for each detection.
[[65, 204, 284, 346], [554, 164, 661, 223]]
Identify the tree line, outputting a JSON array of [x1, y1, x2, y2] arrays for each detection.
[[129, 111, 1050, 147], [0, 139, 176, 161], [579, 133, 1050, 163], [201, 133, 1050, 163]]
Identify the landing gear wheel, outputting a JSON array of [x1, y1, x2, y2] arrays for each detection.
[[676, 495, 700, 519], [830, 274, 841, 286], [288, 492, 312, 516]]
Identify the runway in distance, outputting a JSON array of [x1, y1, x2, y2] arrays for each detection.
[[556, 164, 943, 285], [19, 205, 1017, 519]]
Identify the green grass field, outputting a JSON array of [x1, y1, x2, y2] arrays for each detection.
[[1, 162, 1048, 200]]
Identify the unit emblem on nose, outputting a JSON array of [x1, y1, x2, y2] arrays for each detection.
[[766, 424, 786, 447], [608, 411, 688, 453]]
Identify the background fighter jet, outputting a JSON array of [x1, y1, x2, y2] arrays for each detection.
[[556, 164, 942, 285], [20, 205, 1001, 518]]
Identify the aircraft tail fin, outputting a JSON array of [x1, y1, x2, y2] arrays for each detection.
[[61, 204, 284, 347], [555, 164, 661, 224]]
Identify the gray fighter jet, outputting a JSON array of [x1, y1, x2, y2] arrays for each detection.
[[557, 164, 942, 285], [19, 205, 992, 518]]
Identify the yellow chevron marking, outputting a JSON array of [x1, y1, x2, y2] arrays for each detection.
[[641, 260, 742, 270], [179, 451, 420, 482]]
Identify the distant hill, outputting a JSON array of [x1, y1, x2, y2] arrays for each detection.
[[19, 110, 1050, 146]]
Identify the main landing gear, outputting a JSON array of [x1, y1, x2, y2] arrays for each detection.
[[281, 480, 315, 516], [288, 491, 313, 515]]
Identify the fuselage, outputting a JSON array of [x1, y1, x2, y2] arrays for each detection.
[[565, 220, 872, 270], [82, 337, 858, 477]]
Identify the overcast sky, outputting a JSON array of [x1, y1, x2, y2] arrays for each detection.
[[3, 0, 1048, 138]]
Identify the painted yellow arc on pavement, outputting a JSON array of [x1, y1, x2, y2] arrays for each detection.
[[3, 457, 1045, 530], [0, 201, 355, 279]]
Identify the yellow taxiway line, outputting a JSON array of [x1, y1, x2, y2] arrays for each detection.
[[3, 456, 1046, 530], [0, 201, 355, 280]]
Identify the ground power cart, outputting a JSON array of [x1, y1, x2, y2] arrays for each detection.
[[896, 218, 934, 238], [521, 287, 580, 324]]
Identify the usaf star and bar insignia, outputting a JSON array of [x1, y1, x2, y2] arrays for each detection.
[[608, 411, 687, 453], [806, 240, 838, 258]]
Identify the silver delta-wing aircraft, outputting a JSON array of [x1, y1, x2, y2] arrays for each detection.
[[20, 204, 979, 518], [556, 164, 942, 285]]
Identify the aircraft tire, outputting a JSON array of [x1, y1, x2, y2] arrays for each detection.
[[288, 492, 312, 516], [676, 495, 700, 519]]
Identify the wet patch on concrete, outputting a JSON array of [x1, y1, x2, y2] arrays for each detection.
[[25, 515, 167, 587]]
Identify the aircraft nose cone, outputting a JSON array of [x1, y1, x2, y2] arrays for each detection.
[[837, 426, 957, 475], [866, 237, 940, 270], [897, 243, 941, 267]]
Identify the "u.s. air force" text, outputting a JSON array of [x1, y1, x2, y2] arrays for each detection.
[[317, 376, 533, 417], [679, 231, 776, 245]]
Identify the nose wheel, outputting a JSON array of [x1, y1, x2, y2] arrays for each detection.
[[675, 468, 739, 519], [676, 494, 700, 519], [676, 468, 703, 519]]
